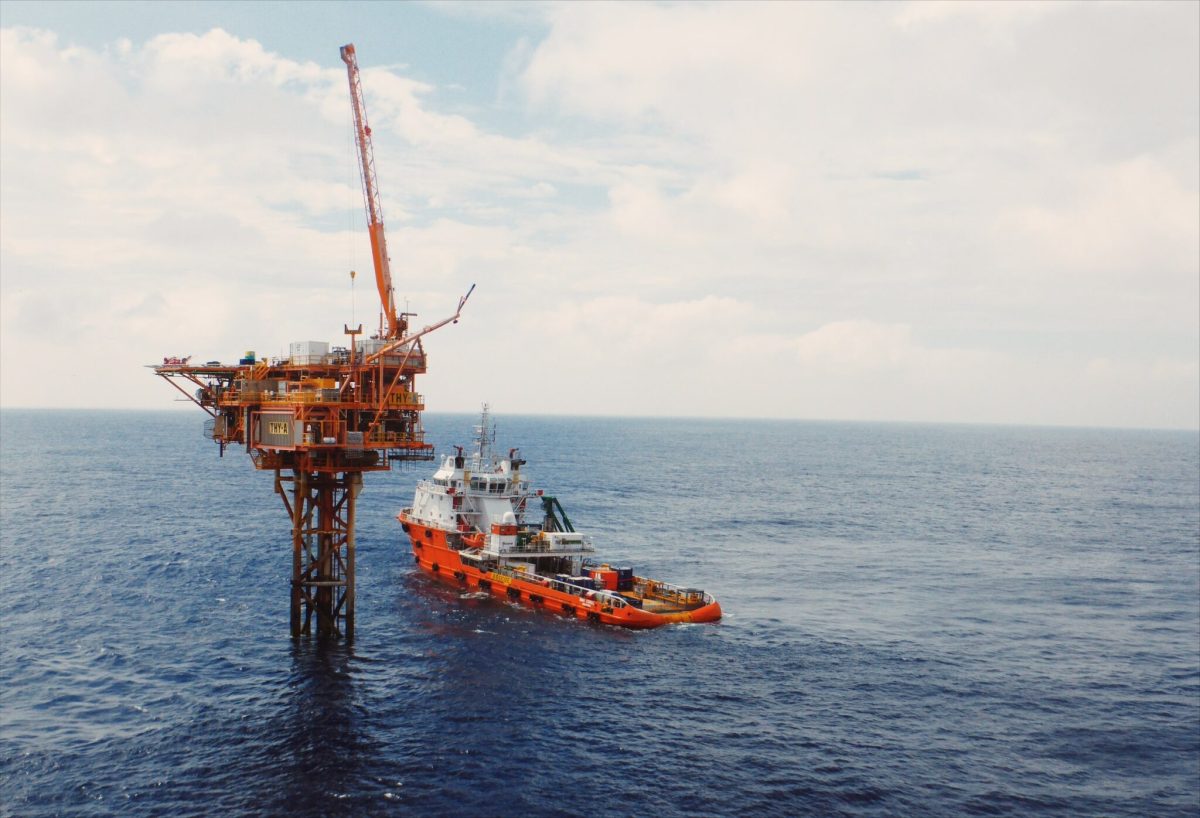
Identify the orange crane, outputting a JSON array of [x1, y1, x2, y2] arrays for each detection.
[[341, 43, 402, 340], [153, 44, 472, 639]]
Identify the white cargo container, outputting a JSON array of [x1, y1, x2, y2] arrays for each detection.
[[289, 340, 329, 365], [355, 338, 390, 357]]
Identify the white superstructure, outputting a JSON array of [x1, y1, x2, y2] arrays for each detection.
[[404, 405, 594, 571]]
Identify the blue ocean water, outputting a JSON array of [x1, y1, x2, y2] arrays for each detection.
[[0, 409, 1197, 817]]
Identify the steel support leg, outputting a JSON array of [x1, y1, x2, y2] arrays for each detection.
[[286, 470, 357, 639]]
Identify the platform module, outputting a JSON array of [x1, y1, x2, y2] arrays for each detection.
[[153, 44, 472, 639]]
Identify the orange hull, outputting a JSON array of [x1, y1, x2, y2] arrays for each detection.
[[403, 521, 722, 629]]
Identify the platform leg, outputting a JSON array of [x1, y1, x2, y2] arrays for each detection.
[[285, 469, 356, 639]]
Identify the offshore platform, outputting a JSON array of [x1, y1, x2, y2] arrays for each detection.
[[154, 44, 472, 639]]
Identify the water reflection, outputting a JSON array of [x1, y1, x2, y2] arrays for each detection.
[[269, 639, 374, 815]]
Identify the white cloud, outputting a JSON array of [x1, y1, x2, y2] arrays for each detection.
[[894, 0, 1055, 30], [1003, 155, 1199, 280], [1, 7, 1197, 429], [793, 321, 936, 370]]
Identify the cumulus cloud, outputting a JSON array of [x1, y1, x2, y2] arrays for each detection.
[[1, 6, 1197, 429]]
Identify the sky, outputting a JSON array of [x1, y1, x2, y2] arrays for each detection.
[[1, 1, 1197, 429]]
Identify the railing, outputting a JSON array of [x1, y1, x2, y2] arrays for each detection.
[[636, 577, 712, 608], [503, 537, 594, 555], [213, 390, 423, 407], [367, 430, 424, 444], [261, 390, 339, 404], [489, 565, 628, 609]]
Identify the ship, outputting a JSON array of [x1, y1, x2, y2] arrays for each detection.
[[398, 407, 722, 628]]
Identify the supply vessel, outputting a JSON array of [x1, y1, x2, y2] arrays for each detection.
[[399, 408, 722, 628]]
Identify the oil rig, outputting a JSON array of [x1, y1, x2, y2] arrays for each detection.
[[153, 44, 472, 639]]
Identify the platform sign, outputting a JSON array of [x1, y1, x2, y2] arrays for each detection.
[[258, 412, 300, 448]]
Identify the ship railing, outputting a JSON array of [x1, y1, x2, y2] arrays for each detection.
[[490, 566, 629, 609], [505, 539, 594, 555], [635, 577, 712, 607]]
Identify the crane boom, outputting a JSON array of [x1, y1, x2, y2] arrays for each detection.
[[340, 43, 402, 339]]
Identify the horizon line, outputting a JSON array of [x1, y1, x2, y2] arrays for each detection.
[[0, 405, 1196, 434]]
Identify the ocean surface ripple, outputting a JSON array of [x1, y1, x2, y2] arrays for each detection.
[[1, 411, 1197, 817]]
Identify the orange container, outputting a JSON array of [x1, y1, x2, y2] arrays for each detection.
[[591, 569, 619, 591]]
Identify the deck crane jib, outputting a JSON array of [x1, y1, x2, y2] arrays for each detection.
[[341, 42, 402, 340]]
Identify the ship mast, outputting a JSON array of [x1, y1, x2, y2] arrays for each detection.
[[473, 403, 495, 465]]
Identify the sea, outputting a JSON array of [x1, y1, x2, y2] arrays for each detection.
[[0, 409, 1197, 817]]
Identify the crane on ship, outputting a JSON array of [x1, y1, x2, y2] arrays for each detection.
[[153, 43, 473, 639]]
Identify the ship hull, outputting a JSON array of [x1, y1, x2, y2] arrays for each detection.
[[402, 518, 721, 629]]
